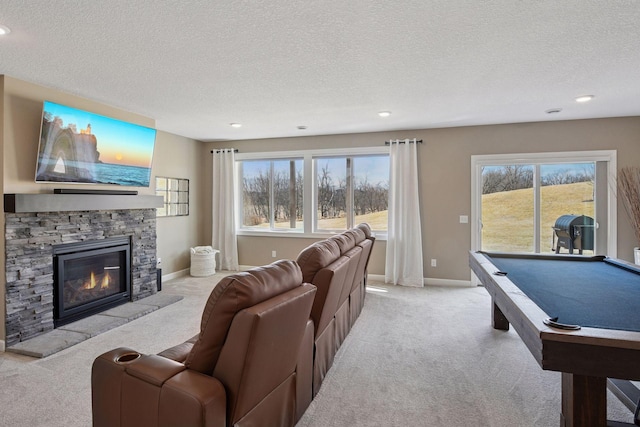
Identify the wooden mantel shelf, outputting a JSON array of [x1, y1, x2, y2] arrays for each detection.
[[4, 193, 163, 213]]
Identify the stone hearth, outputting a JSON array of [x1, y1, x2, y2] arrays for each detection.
[[4, 208, 158, 347]]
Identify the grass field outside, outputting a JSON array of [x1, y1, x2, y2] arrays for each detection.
[[248, 210, 388, 231], [482, 181, 594, 253]]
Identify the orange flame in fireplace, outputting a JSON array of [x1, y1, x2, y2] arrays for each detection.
[[85, 272, 96, 290], [83, 271, 112, 290], [101, 273, 110, 289]]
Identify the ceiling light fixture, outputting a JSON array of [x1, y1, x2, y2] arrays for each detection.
[[230, 123, 242, 128], [378, 111, 391, 118], [0, 25, 11, 36], [575, 95, 594, 103]]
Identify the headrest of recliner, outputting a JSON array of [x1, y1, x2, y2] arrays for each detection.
[[356, 223, 373, 238], [185, 259, 303, 375], [344, 228, 365, 245], [296, 239, 340, 283], [329, 233, 356, 254]]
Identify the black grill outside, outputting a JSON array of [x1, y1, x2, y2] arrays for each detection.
[[553, 214, 594, 254]]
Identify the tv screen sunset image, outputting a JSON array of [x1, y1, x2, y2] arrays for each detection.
[[35, 101, 157, 187]]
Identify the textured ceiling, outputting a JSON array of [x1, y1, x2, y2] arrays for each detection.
[[1, 1, 639, 141]]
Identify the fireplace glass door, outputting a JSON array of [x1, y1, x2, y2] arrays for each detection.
[[63, 251, 125, 309], [53, 237, 131, 326]]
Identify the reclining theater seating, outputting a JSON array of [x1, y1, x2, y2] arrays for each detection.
[[91, 260, 316, 427], [294, 223, 375, 419]]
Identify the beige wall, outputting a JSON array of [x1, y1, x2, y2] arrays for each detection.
[[154, 131, 207, 275], [206, 117, 640, 281], [0, 76, 204, 343]]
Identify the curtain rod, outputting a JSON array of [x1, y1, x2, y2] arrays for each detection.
[[210, 149, 239, 153], [384, 139, 423, 145]]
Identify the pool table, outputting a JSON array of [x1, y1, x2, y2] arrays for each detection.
[[469, 251, 640, 427]]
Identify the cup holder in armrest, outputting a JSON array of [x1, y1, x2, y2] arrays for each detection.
[[115, 352, 141, 364]]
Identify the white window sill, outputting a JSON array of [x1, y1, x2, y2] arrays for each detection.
[[236, 229, 387, 241]]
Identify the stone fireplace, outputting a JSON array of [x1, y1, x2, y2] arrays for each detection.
[[4, 193, 162, 347]]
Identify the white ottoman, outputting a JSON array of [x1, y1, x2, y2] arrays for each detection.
[[190, 246, 220, 277]]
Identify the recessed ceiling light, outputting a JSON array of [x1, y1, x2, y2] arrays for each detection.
[[0, 25, 11, 36], [546, 108, 562, 114], [575, 95, 594, 103], [230, 123, 242, 128], [378, 111, 391, 118]]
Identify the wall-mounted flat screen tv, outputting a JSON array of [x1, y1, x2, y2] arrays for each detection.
[[35, 101, 157, 187]]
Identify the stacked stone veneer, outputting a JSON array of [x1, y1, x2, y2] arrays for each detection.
[[4, 209, 157, 347]]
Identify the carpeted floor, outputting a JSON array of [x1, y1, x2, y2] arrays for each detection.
[[298, 282, 635, 427], [0, 275, 634, 426]]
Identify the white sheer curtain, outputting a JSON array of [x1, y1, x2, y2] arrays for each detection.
[[385, 139, 424, 287], [212, 149, 239, 271]]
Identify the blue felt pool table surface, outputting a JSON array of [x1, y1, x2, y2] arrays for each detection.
[[484, 254, 640, 333]]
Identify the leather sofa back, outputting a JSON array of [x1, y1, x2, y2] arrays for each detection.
[[185, 259, 305, 375], [215, 282, 316, 425], [297, 239, 341, 283]]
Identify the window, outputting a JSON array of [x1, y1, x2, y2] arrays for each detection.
[[156, 177, 189, 217], [315, 155, 389, 232], [240, 158, 303, 231], [236, 147, 389, 236], [471, 151, 617, 257], [480, 163, 596, 253]]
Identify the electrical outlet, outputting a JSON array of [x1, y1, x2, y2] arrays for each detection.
[[431, 259, 437, 267], [271, 250, 277, 258]]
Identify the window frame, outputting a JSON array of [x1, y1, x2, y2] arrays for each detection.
[[236, 146, 389, 239], [470, 150, 617, 258]]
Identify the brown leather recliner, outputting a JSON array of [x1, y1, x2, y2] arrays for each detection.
[[294, 223, 375, 402], [91, 260, 317, 427]]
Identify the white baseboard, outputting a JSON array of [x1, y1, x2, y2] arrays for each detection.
[[367, 274, 472, 288], [162, 268, 190, 282], [367, 274, 385, 283], [424, 278, 473, 287]]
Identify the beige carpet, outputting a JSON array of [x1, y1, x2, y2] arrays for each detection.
[[0, 274, 634, 426], [298, 284, 635, 426]]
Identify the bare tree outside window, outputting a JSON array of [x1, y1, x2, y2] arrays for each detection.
[[316, 155, 389, 231], [238, 152, 389, 234], [241, 159, 303, 230]]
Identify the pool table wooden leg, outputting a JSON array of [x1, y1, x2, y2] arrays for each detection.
[[491, 298, 509, 330], [560, 372, 607, 427]]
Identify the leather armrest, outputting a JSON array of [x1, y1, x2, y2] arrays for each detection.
[[158, 334, 199, 363], [125, 354, 186, 387], [93, 348, 225, 427], [160, 370, 227, 427]]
